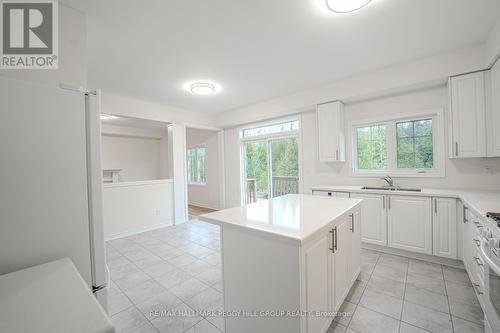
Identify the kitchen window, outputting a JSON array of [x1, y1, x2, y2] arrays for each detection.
[[352, 110, 444, 177], [187, 145, 206, 185]]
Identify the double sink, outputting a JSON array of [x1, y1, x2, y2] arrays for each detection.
[[361, 186, 422, 192]]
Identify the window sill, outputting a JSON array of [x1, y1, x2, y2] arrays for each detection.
[[188, 182, 207, 187]]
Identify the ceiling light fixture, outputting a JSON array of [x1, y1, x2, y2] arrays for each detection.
[[191, 82, 215, 95], [184, 80, 222, 96], [326, 0, 372, 13]]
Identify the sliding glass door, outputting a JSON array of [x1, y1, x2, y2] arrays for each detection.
[[242, 136, 299, 203]]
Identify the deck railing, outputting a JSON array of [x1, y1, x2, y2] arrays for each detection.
[[246, 176, 299, 203]]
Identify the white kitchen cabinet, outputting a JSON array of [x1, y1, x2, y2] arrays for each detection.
[[332, 218, 352, 308], [350, 193, 387, 246], [449, 72, 487, 158], [312, 190, 349, 198], [317, 101, 345, 162], [302, 232, 331, 333], [487, 59, 500, 157], [387, 195, 432, 255], [432, 197, 457, 259]]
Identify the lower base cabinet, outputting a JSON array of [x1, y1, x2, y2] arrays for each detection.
[[387, 195, 432, 255], [302, 211, 361, 333], [432, 197, 457, 259], [350, 193, 386, 246]]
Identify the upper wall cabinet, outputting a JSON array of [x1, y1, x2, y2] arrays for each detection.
[[317, 101, 345, 162], [449, 72, 487, 158], [487, 59, 500, 157]]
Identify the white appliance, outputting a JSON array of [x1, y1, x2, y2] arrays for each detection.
[[478, 213, 500, 333], [0, 77, 109, 310]]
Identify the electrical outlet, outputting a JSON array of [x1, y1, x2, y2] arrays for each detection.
[[154, 209, 161, 216]]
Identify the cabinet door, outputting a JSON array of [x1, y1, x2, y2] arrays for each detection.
[[387, 195, 432, 254], [450, 72, 486, 158], [350, 210, 361, 282], [487, 61, 500, 157], [350, 193, 387, 246], [432, 197, 457, 259], [332, 218, 351, 309], [302, 233, 332, 333], [317, 101, 345, 162]]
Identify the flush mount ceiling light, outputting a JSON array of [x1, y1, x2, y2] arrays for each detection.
[[184, 80, 222, 96], [191, 82, 215, 95], [326, 0, 372, 13]]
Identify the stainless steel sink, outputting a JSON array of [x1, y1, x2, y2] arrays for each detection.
[[361, 186, 421, 192], [361, 186, 394, 191]]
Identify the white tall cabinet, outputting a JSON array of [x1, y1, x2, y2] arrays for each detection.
[[317, 101, 345, 162], [387, 195, 433, 255], [449, 72, 487, 158]]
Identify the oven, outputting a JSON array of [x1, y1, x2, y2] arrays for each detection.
[[479, 218, 500, 333]]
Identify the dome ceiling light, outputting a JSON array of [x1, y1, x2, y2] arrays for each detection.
[[326, 0, 372, 13], [185, 80, 222, 96]]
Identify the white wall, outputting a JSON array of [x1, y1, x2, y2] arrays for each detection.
[[0, 4, 87, 87], [215, 44, 487, 128], [186, 128, 221, 210], [101, 124, 169, 182], [487, 18, 500, 66], [301, 87, 500, 192], [103, 180, 174, 239]]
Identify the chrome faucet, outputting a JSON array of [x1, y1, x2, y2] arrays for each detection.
[[381, 175, 394, 187]]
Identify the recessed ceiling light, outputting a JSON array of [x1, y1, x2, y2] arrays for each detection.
[[184, 80, 222, 96], [100, 114, 116, 120], [326, 0, 372, 13]]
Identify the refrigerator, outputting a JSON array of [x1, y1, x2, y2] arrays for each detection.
[[0, 77, 109, 310]]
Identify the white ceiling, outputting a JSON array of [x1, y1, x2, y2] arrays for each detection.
[[63, 0, 500, 114]]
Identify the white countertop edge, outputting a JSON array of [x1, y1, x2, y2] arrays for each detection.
[[311, 185, 500, 217], [199, 199, 362, 244], [103, 179, 173, 188]]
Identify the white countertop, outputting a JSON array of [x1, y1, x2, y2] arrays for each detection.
[[0, 258, 114, 333], [199, 194, 362, 243], [311, 185, 500, 217]]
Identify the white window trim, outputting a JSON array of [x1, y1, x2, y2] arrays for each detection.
[[238, 115, 303, 203], [349, 108, 445, 178], [187, 145, 206, 186]]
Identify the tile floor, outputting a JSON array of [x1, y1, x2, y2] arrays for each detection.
[[106, 220, 483, 333]]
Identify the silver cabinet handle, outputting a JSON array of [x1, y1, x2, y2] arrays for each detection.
[[350, 213, 354, 232], [463, 206, 468, 223], [388, 196, 391, 210], [472, 283, 484, 295], [434, 198, 437, 214], [383, 196, 385, 209], [455, 142, 459, 156], [334, 227, 338, 251], [336, 149, 339, 160], [329, 229, 335, 253], [474, 256, 484, 266]]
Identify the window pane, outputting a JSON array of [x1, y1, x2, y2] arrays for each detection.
[[245, 141, 269, 202], [271, 137, 299, 198], [197, 147, 206, 183], [241, 120, 299, 138], [356, 125, 387, 170], [187, 148, 197, 183], [396, 119, 433, 169]]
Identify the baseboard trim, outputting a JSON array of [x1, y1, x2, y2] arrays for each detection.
[[363, 243, 465, 269], [105, 221, 174, 241], [188, 203, 220, 211]]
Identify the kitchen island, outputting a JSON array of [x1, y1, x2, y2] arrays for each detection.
[[199, 194, 362, 333]]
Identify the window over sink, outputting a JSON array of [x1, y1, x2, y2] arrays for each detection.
[[351, 110, 444, 177]]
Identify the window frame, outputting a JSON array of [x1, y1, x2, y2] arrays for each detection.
[[350, 109, 445, 178], [187, 145, 206, 186]]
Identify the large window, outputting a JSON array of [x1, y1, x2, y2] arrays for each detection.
[[187, 146, 206, 184], [240, 118, 300, 203], [352, 111, 443, 177]]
